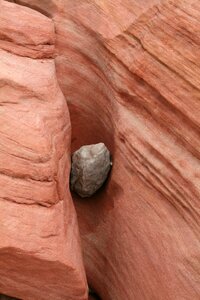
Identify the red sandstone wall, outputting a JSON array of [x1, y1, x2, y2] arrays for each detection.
[[0, 1, 200, 299], [0, 1, 87, 299]]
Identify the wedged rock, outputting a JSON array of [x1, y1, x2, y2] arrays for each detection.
[[71, 143, 111, 197]]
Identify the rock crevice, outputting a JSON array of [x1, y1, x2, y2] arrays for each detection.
[[0, 0, 200, 300]]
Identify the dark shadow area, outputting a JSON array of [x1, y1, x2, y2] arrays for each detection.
[[0, 295, 20, 300], [88, 287, 102, 300], [71, 168, 114, 229]]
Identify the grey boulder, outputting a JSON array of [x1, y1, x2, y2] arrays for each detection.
[[70, 143, 111, 197]]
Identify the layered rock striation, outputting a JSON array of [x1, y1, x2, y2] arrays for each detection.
[[0, 1, 87, 299], [0, 0, 200, 300]]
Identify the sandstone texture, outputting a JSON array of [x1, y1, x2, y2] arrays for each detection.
[[71, 143, 111, 198], [0, 0, 200, 300], [0, 1, 87, 300]]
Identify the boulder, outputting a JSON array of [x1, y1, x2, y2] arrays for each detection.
[[71, 143, 111, 198]]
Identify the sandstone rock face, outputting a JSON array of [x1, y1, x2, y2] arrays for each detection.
[[71, 143, 111, 198], [0, 1, 87, 300], [1, 0, 200, 300]]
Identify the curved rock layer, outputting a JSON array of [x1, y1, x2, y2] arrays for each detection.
[[1, 0, 200, 300]]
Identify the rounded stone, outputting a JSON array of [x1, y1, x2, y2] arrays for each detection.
[[70, 143, 111, 197]]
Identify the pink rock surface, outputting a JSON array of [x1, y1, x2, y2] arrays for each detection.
[[1, 0, 200, 300], [53, 1, 200, 299], [0, 1, 87, 300]]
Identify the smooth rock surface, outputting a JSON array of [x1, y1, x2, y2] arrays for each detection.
[[71, 143, 111, 198], [0, 1, 200, 300], [52, 1, 199, 299]]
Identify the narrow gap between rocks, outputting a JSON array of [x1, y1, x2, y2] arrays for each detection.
[[69, 99, 115, 300]]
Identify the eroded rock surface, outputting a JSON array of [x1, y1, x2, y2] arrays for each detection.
[[0, 0, 200, 300], [53, 1, 200, 299], [71, 143, 111, 198], [0, 1, 87, 300]]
